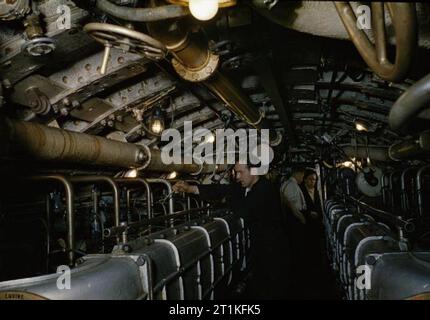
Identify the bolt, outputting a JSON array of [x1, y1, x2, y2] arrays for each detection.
[[137, 150, 147, 163], [136, 256, 145, 266], [62, 98, 71, 106], [71, 100, 80, 108], [60, 107, 69, 116], [123, 244, 132, 253], [366, 255, 377, 265], [116, 115, 123, 122], [107, 120, 114, 127], [100, 119, 107, 126]]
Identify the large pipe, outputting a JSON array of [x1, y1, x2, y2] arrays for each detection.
[[389, 130, 430, 161], [145, 148, 226, 175], [26, 175, 75, 266], [145, 6, 273, 133], [96, 0, 189, 21], [342, 145, 390, 162], [389, 73, 430, 134], [0, 118, 148, 169]]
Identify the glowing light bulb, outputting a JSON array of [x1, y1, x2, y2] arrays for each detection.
[[207, 132, 215, 143], [150, 118, 164, 134], [167, 171, 178, 179], [125, 169, 138, 178], [189, 0, 219, 21]]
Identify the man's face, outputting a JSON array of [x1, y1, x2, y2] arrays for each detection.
[[295, 171, 304, 184], [234, 163, 254, 188], [305, 174, 317, 189]]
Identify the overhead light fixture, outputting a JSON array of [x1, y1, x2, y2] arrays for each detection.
[[168, 0, 237, 21], [124, 169, 138, 178], [167, 171, 178, 179], [149, 107, 165, 135], [207, 132, 215, 143], [354, 119, 369, 132]]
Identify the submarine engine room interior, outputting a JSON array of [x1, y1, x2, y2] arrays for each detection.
[[0, 0, 430, 300]]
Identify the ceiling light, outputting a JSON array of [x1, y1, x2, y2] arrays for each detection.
[[207, 132, 215, 143], [149, 107, 165, 135], [167, 171, 178, 179], [168, 0, 237, 21], [354, 119, 369, 132], [124, 169, 138, 178]]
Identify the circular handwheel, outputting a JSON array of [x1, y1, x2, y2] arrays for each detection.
[[84, 23, 167, 60], [335, 2, 417, 82]]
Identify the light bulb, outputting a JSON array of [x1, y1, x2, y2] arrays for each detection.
[[189, 0, 219, 21], [207, 132, 215, 143], [167, 171, 178, 179], [354, 119, 369, 132], [150, 118, 164, 134], [124, 169, 138, 178]]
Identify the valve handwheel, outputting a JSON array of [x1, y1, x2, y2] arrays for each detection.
[[84, 23, 167, 74], [334, 2, 417, 83]]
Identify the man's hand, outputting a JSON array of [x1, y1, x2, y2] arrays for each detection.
[[172, 181, 199, 194]]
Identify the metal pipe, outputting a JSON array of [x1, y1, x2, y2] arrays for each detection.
[[389, 73, 430, 134], [389, 170, 404, 213], [400, 167, 417, 214], [26, 175, 75, 266], [68, 176, 121, 227], [389, 130, 430, 161], [416, 164, 430, 217], [146, 178, 173, 215], [335, 2, 416, 82], [146, 148, 226, 174], [103, 207, 206, 238], [146, 11, 274, 134], [0, 118, 149, 169], [347, 196, 414, 232], [115, 178, 152, 219], [381, 173, 390, 208], [342, 145, 390, 162], [96, 0, 189, 22], [92, 187, 105, 252]]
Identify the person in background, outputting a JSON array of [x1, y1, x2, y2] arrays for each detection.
[[298, 168, 333, 298], [300, 169, 323, 224], [281, 167, 306, 225]]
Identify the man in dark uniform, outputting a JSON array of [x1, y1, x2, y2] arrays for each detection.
[[173, 162, 291, 299]]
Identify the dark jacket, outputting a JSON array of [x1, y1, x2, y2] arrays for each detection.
[[198, 177, 291, 299]]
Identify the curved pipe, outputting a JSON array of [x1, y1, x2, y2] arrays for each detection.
[[96, 0, 189, 22], [115, 178, 152, 219], [389, 73, 430, 134], [26, 175, 75, 266], [146, 178, 174, 215], [145, 3, 275, 135], [68, 176, 121, 227], [416, 164, 430, 217]]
